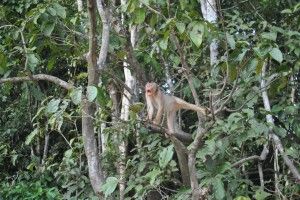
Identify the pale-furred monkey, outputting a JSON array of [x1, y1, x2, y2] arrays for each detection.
[[145, 82, 207, 134]]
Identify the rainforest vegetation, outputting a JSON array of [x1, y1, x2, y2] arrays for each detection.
[[0, 0, 300, 199]]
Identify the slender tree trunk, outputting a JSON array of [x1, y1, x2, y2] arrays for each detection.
[[41, 132, 50, 165], [200, 0, 218, 66], [80, 0, 110, 196]]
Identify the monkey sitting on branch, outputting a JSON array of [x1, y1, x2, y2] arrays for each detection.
[[145, 82, 208, 142]]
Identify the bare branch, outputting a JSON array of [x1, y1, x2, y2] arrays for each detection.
[[0, 74, 73, 90], [231, 155, 260, 167]]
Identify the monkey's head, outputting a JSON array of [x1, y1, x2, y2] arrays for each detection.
[[145, 82, 158, 97]]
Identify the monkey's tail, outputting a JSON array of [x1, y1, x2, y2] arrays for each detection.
[[175, 97, 207, 115]]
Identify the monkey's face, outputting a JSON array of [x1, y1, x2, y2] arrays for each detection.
[[145, 82, 157, 97]]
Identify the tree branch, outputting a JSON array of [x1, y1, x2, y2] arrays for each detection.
[[0, 74, 73, 90], [231, 155, 260, 167], [96, 0, 110, 70], [146, 123, 193, 143]]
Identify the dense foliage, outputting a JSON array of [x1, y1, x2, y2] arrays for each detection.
[[1, 0, 299, 199]]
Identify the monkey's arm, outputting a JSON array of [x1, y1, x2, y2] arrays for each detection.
[[153, 96, 164, 124], [146, 96, 154, 120]]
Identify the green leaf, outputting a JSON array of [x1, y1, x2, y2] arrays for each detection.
[[145, 168, 161, 185], [0, 51, 8, 75], [261, 32, 277, 41], [229, 64, 237, 81], [176, 22, 185, 34], [87, 86, 98, 102], [255, 59, 264, 75], [25, 128, 39, 145], [134, 8, 146, 24], [129, 102, 144, 113], [248, 57, 258, 70], [11, 154, 18, 166], [189, 23, 204, 47], [269, 48, 283, 63], [179, 0, 188, 10], [281, 9, 292, 14], [100, 177, 118, 198], [214, 178, 225, 200], [64, 149, 72, 158], [234, 196, 251, 200], [226, 33, 235, 49], [70, 87, 82, 105], [159, 37, 168, 50], [47, 7, 56, 16], [159, 145, 174, 168], [42, 22, 55, 36], [254, 189, 271, 200], [52, 3, 66, 19], [46, 99, 60, 113], [27, 53, 39, 71]]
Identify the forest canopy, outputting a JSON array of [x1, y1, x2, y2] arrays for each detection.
[[0, 0, 300, 199]]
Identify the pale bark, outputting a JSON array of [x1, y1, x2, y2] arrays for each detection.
[[41, 133, 50, 165], [200, 0, 218, 66], [0, 74, 73, 90], [96, 0, 110, 70], [82, 99, 104, 195], [76, 0, 83, 12]]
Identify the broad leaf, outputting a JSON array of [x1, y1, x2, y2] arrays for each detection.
[[214, 178, 225, 200], [87, 86, 97, 102], [53, 3, 66, 19], [42, 22, 55, 36], [27, 53, 39, 71], [134, 8, 146, 24], [70, 87, 82, 105], [269, 47, 283, 63], [159, 37, 168, 50], [100, 177, 118, 198], [64, 149, 73, 158], [261, 32, 277, 41], [226, 33, 235, 49], [254, 189, 271, 200], [46, 99, 60, 113], [176, 22, 185, 34], [189, 23, 204, 47], [25, 128, 39, 145], [159, 145, 174, 168], [145, 168, 161, 185]]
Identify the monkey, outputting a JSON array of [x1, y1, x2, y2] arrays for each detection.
[[145, 82, 208, 134]]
